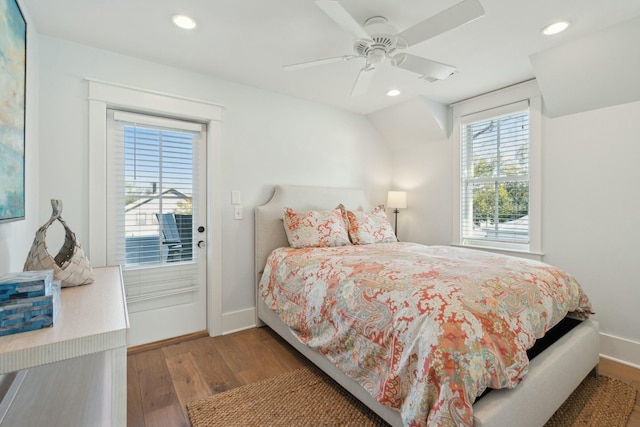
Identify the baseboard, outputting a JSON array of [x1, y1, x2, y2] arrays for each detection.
[[127, 330, 209, 355], [599, 332, 640, 369], [222, 307, 257, 335]]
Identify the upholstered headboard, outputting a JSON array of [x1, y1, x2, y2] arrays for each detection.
[[254, 185, 372, 278]]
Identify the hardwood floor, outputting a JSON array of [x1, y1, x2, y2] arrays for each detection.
[[127, 327, 640, 427], [127, 327, 309, 427]]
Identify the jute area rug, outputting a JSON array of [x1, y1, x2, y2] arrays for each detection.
[[187, 367, 637, 427]]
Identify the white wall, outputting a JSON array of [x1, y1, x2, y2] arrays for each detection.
[[392, 99, 640, 366], [542, 100, 640, 365], [0, 2, 40, 274], [33, 36, 391, 326], [391, 138, 452, 245]]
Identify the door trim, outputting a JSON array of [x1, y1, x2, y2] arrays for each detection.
[[87, 79, 223, 337]]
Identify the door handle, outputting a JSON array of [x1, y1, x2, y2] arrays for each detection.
[[197, 240, 205, 248]]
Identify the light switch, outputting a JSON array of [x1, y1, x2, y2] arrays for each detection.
[[234, 205, 243, 220], [231, 191, 241, 205]]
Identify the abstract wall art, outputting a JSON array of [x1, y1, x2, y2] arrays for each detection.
[[0, 0, 26, 223]]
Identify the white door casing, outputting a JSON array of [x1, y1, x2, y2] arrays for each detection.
[[88, 80, 223, 345]]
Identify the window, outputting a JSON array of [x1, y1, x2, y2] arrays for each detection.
[[461, 105, 529, 245], [107, 110, 203, 268], [452, 81, 541, 255]]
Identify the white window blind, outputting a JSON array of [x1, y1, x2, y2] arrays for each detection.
[[460, 101, 530, 246], [106, 110, 204, 268]]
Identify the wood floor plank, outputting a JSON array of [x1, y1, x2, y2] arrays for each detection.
[[185, 336, 243, 393], [126, 354, 145, 427], [241, 328, 303, 376], [213, 328, 301, 384], [134, 348, 189, 427], [236, 328, 298, 377], [144, 405, 190, 427], [259, 327, 309, 370], [164, 351, 213, 422]]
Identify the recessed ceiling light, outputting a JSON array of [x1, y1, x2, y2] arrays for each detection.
[[387, 89, 401, 97], [172, 14, 197, 30], [541, 21, 570, 36]]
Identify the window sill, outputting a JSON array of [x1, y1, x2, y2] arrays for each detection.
[[452, 243, 544, 261]]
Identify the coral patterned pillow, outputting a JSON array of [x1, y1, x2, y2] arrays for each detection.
[[283, 208, 351, 248], [346, 206, 397, 244], [335, 204, 351, 235]]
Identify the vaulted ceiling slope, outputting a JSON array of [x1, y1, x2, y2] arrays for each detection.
[[23, 0, 640, 119], [531, 15, 640, 118]]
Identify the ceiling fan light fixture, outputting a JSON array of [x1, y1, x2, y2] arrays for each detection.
[[172, 14, 197, 30], [386, 89, 401, 97], [541, 21, 569, 36], [369, 48, 386, 64]]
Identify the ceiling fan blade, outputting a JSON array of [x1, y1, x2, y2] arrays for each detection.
[[398, 0, 485, 47], [350, 66, 375, 97], [315, 0, 372, 41], [282, 55, 357, 71], [392, 53, 457, 81]]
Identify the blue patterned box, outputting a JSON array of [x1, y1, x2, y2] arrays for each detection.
[[0, 270, 53, 300], [0, 271, 60, 336]]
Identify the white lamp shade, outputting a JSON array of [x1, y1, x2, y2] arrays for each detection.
[[387, 191, 407, 209]]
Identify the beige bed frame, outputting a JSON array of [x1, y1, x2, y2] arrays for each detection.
[[255, 185, 600, 427]]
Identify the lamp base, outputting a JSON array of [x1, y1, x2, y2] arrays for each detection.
[[393, 208, 399, 237]]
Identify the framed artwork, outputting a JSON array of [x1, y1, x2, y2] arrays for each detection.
[[0, 0, 26, 223]]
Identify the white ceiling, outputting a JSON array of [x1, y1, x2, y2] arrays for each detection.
[[22, 0, 640, 115]]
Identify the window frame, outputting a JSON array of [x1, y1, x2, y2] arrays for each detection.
[[452, 80, 542, 257]]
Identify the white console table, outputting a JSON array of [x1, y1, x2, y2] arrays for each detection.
[[0, 265, 129, 426]]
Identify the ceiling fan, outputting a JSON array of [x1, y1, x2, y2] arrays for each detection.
[[283, 0, 485, 97]]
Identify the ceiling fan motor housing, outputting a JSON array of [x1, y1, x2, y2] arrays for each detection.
[[353, 35, 408, 64], [354, 16, 409, 64]]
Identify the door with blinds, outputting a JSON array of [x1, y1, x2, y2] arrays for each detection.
[[106, 110, 207, 346]]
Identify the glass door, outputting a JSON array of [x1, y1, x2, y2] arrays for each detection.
[[106, 110, 207, 346]]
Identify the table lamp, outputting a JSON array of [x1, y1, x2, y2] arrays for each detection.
[[387, 191, 407, 237]]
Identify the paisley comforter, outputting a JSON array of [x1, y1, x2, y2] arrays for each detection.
[[259, 243, 592, 427]]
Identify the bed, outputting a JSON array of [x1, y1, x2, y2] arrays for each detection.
[[255, 185, 599, 427]]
